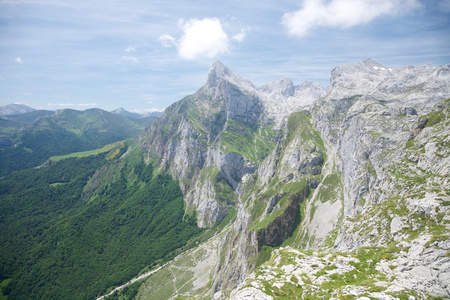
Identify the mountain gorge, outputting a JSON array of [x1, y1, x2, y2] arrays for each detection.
[[134, 59, 450, 299]]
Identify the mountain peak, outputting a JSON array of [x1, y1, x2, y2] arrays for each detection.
[[209, 60, 229, 75], [259, 78, 295, 97], [207, 61, 233, 86], [0, 103, 35, 117], [359, 58, 387, 70], [206, 61, 255, 91], [112, 107, 126, 113]]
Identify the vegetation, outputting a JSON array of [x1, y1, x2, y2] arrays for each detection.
[[0, 108, 156, 176], [255, 246, 273, 269], [245, 246, 420, 299], [0, 149, 201, 299], [220, 119, 278, 163], [49, 141, 125, 162]]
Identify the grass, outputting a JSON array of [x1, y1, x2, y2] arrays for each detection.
[[425, 111, 445, 127], [250, 194, 289, 230], [49, 140, 125, 162], [255, 246, 273, 269], [286, 111, 325, 151], [220, 119, 278, 163], [316, 173, 343, 203]]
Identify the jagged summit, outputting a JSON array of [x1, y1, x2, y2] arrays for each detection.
[[208, 60, 231, 77], [360, 57, 387, 69], [327, 58, 450, 112], [259, 78, 295, 97], [206, 61, 256, 93]]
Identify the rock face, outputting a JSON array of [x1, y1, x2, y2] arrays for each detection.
[[139, 61, 325, 227], [136, 59, 450, 299], [257, 187, 309, 249]]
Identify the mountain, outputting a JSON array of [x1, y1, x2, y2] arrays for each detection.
[[131, 59, 450, 299], [0, 103, 35, 116], [0, 108, 157, 175], [1, 59, 449, 300], [111, 107, 144, 118], [142, 111, 164, 117], [111, 107, 164, 118]]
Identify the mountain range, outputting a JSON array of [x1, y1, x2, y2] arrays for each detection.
[[1, 59, 449, 300], [134, 59, 450, 299], [0, 107, 158, 176]]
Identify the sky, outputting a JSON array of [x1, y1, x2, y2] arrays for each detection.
[[1, 0, 449, 113]]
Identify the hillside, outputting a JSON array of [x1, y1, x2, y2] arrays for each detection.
[[0, 140, 202, 299], [0, 108, 157, 176]]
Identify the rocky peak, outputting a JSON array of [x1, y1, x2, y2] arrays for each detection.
[[259, 78, 295, 97], [360, 57, 388, 70], [206, 61, 255, 93], [258, 79, 325, 126], [329, 58, 390, 86], [327, 59, 450, 112]]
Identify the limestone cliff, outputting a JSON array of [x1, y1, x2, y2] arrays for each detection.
[[133, 59, 450, 299]]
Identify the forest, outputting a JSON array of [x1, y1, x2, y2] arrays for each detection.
[[0, 148, 202, 299]]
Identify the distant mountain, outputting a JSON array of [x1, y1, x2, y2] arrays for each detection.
[[0, 107, 157, 175], [0, 103, 35, 116], [111, 107, 164, 118], [1, 109, 54, 123], [111, 107, 143, 118], [142, 110, 164, 117]]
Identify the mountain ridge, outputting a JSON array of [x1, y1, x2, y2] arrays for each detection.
[[133, 59, 450, 299], [0, 107, 158, 175], [0, 103, 35, 116]]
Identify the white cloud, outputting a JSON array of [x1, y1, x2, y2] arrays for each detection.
[[282, 0, 421, 37], [124, 45, 136, 53], [121, 55, 139, 64], [48, 102, 75, 106], [231, 26, 251, 42], [132, 107, 166, 113], [158, 34, 176, 48], [145, 108, 165, 112], [177, 18, 229, 60], [15, 57, 24, 64], [47, 102, 97, 107]]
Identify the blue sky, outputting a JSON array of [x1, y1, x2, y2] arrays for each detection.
[[1, 0, 449, 113]]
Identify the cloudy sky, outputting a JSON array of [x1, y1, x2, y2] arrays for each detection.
[[1, 0, 449, 113]]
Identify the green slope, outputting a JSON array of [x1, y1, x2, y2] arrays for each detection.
[[0, 108, 157, 176], [0, 144, 201, 300]]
